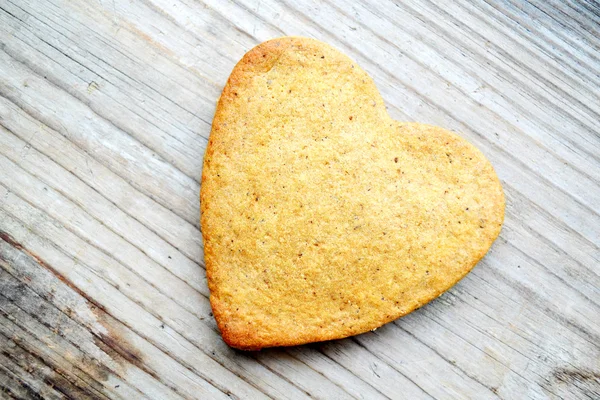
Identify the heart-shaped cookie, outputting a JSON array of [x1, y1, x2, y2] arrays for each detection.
[[201, 37, 504, 350]]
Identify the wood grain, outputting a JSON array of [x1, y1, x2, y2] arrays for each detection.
[[0, 0, 598, 398]]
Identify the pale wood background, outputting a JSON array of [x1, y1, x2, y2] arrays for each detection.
[[0, 0, 599, 399]]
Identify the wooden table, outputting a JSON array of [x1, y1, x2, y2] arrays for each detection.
[[0, 0, 598, 398]]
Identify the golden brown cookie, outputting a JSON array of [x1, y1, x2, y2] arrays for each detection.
[[201, 37, 504, 350]]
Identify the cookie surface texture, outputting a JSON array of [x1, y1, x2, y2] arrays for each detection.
[[201, 37, 504, 350]]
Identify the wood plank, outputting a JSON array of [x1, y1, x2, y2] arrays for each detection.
[[0, 0, 599, 398], [0, 365, 41, 400], [0, 352, 66, 400]]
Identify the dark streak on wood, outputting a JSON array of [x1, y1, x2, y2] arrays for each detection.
[[0, 368, 46, 400], [553, 368, 600, 385], [1, 336, 103, 400], [94, 327, 144, 373], [0, 291, 115, 387], [0, 231, 24, 251], [0, 230, 150, 398], [0, 304, 112, 399], [0, 230, 102, 312], [543, 367, 600, 399]]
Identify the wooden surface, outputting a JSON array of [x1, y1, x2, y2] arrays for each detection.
[[0, 0, 598, 398]]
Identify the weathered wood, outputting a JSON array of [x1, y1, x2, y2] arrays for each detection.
[[0, 0, 599, 398]]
